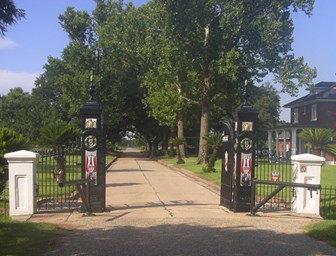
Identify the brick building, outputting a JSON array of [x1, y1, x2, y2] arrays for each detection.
[[267, 81, 336, 164]]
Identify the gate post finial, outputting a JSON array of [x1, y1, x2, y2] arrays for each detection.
[[88, 71, 95, 101]]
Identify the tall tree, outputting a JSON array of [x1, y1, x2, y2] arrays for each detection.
[[34, 7, 96, 127], [96, 1, 166, 148], [0, 0, 25, 37], [0, 88, 35, 139], [250, 83, 281, 144], [156, 0, 316, 164]]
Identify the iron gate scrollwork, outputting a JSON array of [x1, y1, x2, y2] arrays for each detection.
[[220, 116, 235, 209]]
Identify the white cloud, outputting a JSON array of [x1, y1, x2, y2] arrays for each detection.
[[0, 38, 18, 49], [0, 70, 40, 95]]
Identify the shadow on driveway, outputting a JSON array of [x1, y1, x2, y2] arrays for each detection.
[[44, 222, 336, 256]]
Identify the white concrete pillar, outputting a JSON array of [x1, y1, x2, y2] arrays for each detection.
[[5, 150, 39, 216], [291, 128, 297, 156], [282, 129, 286, 157], [275, 131, 279, 158], [291, 153, 324, 215]]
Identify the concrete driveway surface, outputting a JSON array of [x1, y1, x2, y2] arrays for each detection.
[[28, 148, 335, 256]]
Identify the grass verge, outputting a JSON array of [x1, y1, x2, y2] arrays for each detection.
[[0, 215, 60, 256], [160, 156, 222, 185], [306, 220, 336, 248]]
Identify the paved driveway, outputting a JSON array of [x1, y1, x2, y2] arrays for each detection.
[[34, 149, 336, 256]]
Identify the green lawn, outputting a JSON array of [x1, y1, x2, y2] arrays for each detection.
[[0, 215, 60, 256], [321, 165, 336, 187], [306, 220, 336, 248], [161, 156, 336, 187], [161, 156, 222, 185]]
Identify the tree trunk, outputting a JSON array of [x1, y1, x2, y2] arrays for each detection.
[[176, 143, 184, 164], [161, 126, 169, 151], [197, 76, 210, 164], [177, 114, 185, 158], [146, 137, 153, 157]]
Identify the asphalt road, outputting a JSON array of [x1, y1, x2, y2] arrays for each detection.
[[36, 148, 336, 256]]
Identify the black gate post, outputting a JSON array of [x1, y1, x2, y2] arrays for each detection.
[[220, 81, 258, 212], [232, 81, 258, 212], [80, 74, 106, 212]]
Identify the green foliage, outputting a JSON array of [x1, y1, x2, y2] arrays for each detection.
[[151, 0, 316, 163], [203, 132, 223, 172], [169, 137, 186, 147], [0, 127, 28, 171], [203, 132, 223, 150], [33, 0, 317, 159], [250, 83, 281, 143], [0, 88, 36, 139], [39, 120, 79, 148], [299, 128, 336, 156], [59, 7, 94, 45], [0, 0, 25, 36]]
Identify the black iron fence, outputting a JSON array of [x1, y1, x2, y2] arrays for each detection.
[[36, 145, 82, 212], [254, 153, 336, 219], [254, 154, 293, 210], [320, 186, 336, 219]]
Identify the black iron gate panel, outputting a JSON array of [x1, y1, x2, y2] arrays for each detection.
[[251, 179, 320, 215], [220, 117, 235, 209], [254, 151, 293, 210], [36, 146, 82, 212]]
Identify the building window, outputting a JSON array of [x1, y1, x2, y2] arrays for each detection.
[[311, 104, 317, 121], [293, 108, 298, 123]]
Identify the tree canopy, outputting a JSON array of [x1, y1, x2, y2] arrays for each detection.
[[3, 0, 318, 158]]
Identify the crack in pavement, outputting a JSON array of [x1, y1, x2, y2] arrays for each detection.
[[135, 159, 174, 217]]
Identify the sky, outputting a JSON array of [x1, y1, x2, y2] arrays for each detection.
[[0, 0, 335, 121]]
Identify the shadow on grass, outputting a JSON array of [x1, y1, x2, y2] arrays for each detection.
[[0, 217, 60, 256]]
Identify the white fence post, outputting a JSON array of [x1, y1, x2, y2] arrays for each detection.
[[5, 150, 39, 216], [291, 153, 324, 215]]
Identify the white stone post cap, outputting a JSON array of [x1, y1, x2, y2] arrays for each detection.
[[5, 150, 40, 160], [291, 153, 325, 163]]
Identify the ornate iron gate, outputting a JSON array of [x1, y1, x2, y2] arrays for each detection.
[[220, 116, 235, 209], [36, 146, 82, 212]]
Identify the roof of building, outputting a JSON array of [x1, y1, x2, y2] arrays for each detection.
[[314, 81, 336, 88], [283, 81, 336, 108]]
